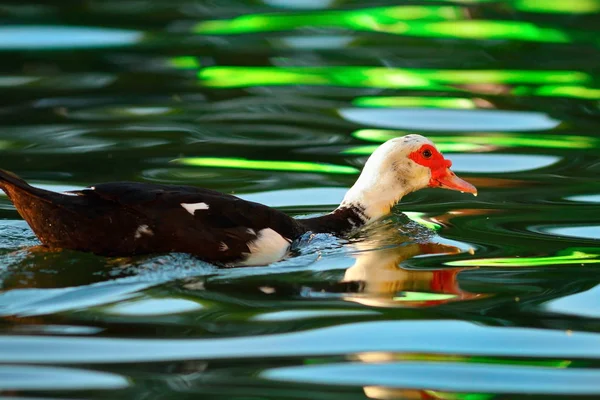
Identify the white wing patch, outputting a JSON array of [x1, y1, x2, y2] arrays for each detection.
[[239, 228, 291, 266], [181, 202, 209, 215], [134, 224, 154, 239]]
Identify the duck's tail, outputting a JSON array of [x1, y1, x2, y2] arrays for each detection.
[[0, 169, 36, 202], [0, 169, 31, 191]]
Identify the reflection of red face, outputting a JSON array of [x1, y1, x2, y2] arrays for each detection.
[[409, 144, 477, 194]]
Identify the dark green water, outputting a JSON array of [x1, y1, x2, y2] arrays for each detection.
[[1, 1, 600, 398]]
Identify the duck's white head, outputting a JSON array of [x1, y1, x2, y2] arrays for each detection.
[[340, 134, 476, 222]]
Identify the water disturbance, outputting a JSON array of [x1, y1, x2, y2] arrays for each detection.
[[0, 1, 599, 398]]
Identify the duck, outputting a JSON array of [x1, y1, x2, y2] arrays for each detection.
[[0, 134, 476, 266]]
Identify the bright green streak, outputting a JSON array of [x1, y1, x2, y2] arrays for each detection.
[[515, 0, 600, 14], [169, 56, 201, 70], [403, 20, 570, 43], [353, 96, 477, 109], [192, 7, 579, 44], [414, 69, 588, 84], [422, 392, 495, 400], [513, 85, 600, 100], [198, 67, 444, 90], [174, 157, 359, 174], [353, 130, 599, 150], [194, 6, 463, 34], [393, 291, 457, 301], [446, 249, 600, 267], [384, 353, 571, 368], [198, 67, 589, 89]]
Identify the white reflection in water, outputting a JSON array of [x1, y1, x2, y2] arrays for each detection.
[[0, 26, 142, 50], [545, 284, 600, 318], [4, 321, 600, 363], [264, 0, 335, 8], [120, 107, 173, 116], [241, 187, 346, 207], [277, 36, 355, 49], [251, 309, 378, 321], [104, 298, 203, 316], [0, 77, 39, 87], [538, 225, 600, 240], [450, 154, 560, 173], [262, 362, 600, 394], [567, 194, 600, 203], [0, 365, 129, 390], [339, 108, 561, 132]]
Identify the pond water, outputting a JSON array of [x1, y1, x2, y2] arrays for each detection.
[[1, 1, 600, 398]]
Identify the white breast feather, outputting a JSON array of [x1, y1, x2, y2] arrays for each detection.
[[180, 202, 209, 215], [134, 224, 154, 239], [239, 228, 291, 266]]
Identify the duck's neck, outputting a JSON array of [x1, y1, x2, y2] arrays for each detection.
[[300, 171, 413, 234]]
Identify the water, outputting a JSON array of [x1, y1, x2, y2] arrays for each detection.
[[1, 0, 600, 398]]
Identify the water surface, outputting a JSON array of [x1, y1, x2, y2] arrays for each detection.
[[1, 1, 600, 398]]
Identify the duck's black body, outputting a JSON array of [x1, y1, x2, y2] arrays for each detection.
[[0, 170, 364, 265]]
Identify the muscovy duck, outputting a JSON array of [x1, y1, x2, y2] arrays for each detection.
[[0, 134, 476, 266]]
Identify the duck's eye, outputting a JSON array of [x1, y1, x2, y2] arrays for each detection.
[[422, 149, 432, 159]]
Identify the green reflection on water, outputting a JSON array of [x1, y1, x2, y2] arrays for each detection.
[[423, 392, 494, 400], [173, 157, 359, 174], [356, 353, 571, 369], [394, 291, 457, 301], [447, 248, 600, 267], [198, 67, 444, 90], [194, 6, 463, 35], [515, 0, 600, 14], [197, 67, 590, 89], [403, 20, 569, 43], [169, 56, 201, 70], [513, 85, 600, 99], [353, 96, 477, 109], [192, 7, 582, 44], [352, 129, 599, 150], [404, 211, 442, 231]]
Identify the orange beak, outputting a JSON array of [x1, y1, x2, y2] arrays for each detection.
[[431, 169, 477, 195]]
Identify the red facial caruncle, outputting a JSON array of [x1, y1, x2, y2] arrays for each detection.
[[409, 144, 477, 194]]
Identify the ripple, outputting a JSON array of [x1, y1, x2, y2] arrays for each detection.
[[277, 35, 355, 49], [104, 297, 203, 316], [0, 253, 215, 317], [566, 194, 600, 203], [450, 154, 560, 173], [0, 365, 129, 390], [534, 225, 600, 240], [262, 362, 600, 394], [545, 284, 600, 318], [0, 282, 149, 317], [241, 188, 346, 207], [339, 108, 561, 132], [0, 26, 142, 50], [2, 321, 600, 363], [252, 309, 378, 321]]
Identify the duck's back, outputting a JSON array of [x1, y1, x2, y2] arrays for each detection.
[[0, 172, 306, 265]]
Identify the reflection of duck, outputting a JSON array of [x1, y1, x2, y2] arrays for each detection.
[[0, 135, 475, 266], [342, 224, 478, 307]]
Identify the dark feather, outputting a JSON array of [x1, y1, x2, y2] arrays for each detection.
[[0, 171, 359, 264]]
